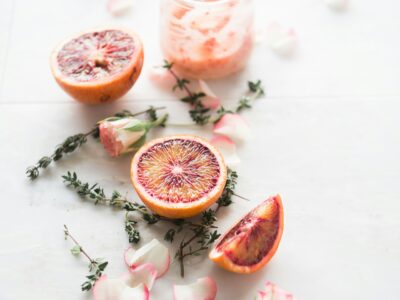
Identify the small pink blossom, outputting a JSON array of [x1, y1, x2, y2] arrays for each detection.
[[173, 277, 217, 300], [93, 275, 150, 300], [198, 80, 221, 110], [265, 22, 297, 56], [210, 135, 240, 167], [148, 66, 176, 90], [256, 281, 296, 300], [213, 114, 251, 142], [99, 114, 167, 157]]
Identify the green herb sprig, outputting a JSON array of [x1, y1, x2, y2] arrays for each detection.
[[64, 225, 108, 291], [26, 106, 166, 180], [62, 168, 238, 277], [163, 60, 265, 125]]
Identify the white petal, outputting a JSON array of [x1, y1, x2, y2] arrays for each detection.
[[173, 277, 217, 300], [265, 22, 297, 56], [107, 0, 133, 16], [148, 67, 176, 90], [125, 239, 170, 278], [256, 281, 296, 300], [213, 114, 251, 142], [93, 276, 126, 300], [119, 283, 149, 300], [323, 0, 348, 10], [210, 135, 240, 167], [198, 80, 221, 110], [121, 263, 158, 291]]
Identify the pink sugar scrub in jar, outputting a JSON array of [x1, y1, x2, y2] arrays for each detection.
[[160, 0, 254, 79]]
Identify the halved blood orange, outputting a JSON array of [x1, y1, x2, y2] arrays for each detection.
[[130, 135, 227, 219], [209, 195, 284, 274], [50, 28, 144, 104]]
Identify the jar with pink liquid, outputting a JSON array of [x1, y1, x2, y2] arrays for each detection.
[[160, 0, 254, 79]]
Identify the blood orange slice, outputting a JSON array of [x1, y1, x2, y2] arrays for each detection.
[[209, 195, 284, 274], [50, 28, 143, 104], [130, 135, 227, 219]]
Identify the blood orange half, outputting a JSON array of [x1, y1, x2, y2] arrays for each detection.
[[209, 195, 284, 274], [130, 135, 227, 219], [50, 28, 144, 104]]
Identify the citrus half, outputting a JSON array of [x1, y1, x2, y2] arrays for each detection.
[[130, 135, 227, 219], [209, 195, 284, 274], [50, 28, 144, 104]]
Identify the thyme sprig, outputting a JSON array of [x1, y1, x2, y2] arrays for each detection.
[[163, 60, 265, 125], [63, 171, 159, 243], [62, 168, 238, 277], [64, 225, 108, 291], [163, 60, 210, 125], [26, 106, 166, 180]]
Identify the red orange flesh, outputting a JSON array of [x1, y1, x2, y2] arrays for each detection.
[[209, 195, 284, 274], [50, 28, 143, 104], [131, 135, 227, 219]]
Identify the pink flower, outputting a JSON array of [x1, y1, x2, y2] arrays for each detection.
[[198, 80, 221, 110], [213, 114, 251, 142], [99, 114, 167, 157], [256, 281, 296, 300], [173, 277, 217, 300], [210, 135, 240, 167]]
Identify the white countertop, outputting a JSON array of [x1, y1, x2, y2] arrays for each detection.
[[0, 0, 399, 299]]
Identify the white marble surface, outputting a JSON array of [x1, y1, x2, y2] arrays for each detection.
[[1, 0, 399, 299]]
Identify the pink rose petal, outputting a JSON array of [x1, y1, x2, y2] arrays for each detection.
[[198, 80, 221, 110], [265, 22, 297, 56], [125, 239, 170, 278], [121, 263, 158, 291], [213, 114, 251, 142], [148, 66, 176, 90], [256, 281, 296, 300], [210, 135, 240, 167], [173, 277, 217, 300], [93, 275, 149, 300]]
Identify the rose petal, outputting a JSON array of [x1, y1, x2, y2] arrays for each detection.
[[198, 80, 221, 110], [148, 67, 176, 90], [107, 0, 133, 16], [256, 281, 296, 300], [210, 135, 240, 167], [125, 239, 170, 278], [265, 22, 297, 56], [323, 0, 348, 10], [119, 283, 149, 300], [121, 263, 158, 291], [173, 277, 217, 300], [213, 114, 251, 143]]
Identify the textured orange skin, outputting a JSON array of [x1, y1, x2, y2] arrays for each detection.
[[209, 195, 284, 274], [50, 28, 144, 105], [130, 135, 227, 219]]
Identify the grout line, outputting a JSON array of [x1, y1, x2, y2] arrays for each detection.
[[0, 0, 16, 102], [0, 94, 399, 106]]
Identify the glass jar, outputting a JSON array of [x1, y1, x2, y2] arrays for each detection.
[[160, 0, 254, 79]]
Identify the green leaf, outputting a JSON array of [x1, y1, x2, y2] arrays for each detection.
[[123, 119, 146, 132], [70, 245, 82, 255]]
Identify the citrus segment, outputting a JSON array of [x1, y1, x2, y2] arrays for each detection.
[[209, 195, 284, 274], [131, 135, 227, 218], [51, 28, 143, 104]]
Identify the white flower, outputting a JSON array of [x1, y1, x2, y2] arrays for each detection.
[[173, 277, 217, 300], [213, 114, 251, 143]]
